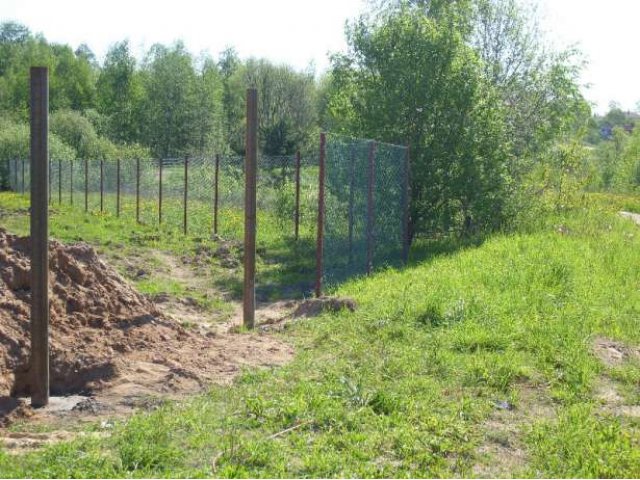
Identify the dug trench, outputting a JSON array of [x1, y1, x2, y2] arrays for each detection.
[[0, 228, 299, 436]]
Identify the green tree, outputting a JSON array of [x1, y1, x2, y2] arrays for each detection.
[[139, 42, 199, 158], [327, 6, 509, 237], [96, 41, 144, 144]]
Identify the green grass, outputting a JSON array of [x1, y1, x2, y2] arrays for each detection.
[[1, 192, 640, 477]]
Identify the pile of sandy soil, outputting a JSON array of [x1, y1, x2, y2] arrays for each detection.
[[0, 229, 292, 403]]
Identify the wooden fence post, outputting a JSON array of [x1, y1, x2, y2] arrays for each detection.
[[244, 89, 258, 329], [315, 133, 326, 298], [21, 157, 25, 194], [30, 66, 49, 408]]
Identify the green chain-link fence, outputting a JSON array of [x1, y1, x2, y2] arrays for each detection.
[[7, 132, 409, 296], [318, 133, 409, 292]]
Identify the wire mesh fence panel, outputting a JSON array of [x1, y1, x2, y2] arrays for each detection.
[[321, 134, 408, 287], [373, 142, 408, 268], [119, 159, 137, 218]]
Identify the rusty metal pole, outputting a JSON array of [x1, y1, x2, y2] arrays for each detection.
[[21, 157, 25, 194], [84, 158, 88, 213], [402, 145, 411, 264], [46, 159, 53, 205], [294, 150, 301, 240], [70, 160, 74, 206], [158, 159, 163, 225], [213, 154, 220, 235], [136, 158, 140, 223], [366, 141, 377, 275], [116, 158, 121, 217], [58, 158, 61, 204], [30, 66, 49, 408], [99, 159, 104, 213], [14, 158, 19, 193], [243, 89, 258, 329], [348, 144, 356, 265], [315, 133, 326, 298], [183, 156, 188, 235]]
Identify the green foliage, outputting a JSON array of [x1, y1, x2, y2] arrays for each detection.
[[326, 7, 511, 237], [0, 116, 75, 189]]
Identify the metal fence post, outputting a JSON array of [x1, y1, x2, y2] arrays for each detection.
[[348, 144, 356, 265], [100, 159, 104, 213], [136, 158, 140, 223], [183, 156, 188, 235], [158, 158, 163, 225], [315, 133, 326, 298], [294, 150, 301, 240], [70, 160, 74, 206], [30, 66, 49, 408], [244, 88, 258, 329], [58, 158, 62, 204], [116, 158, 121, 217], [48, 158, 51, 204], [402, 145, 411, 264], [213, 154, 220, 235], [21, 157, 25, 194], [84, 158, 88, 213], [366, 141, 377, 275], [14, 158, 19, 193]]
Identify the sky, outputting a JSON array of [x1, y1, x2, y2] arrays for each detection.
[[2, 0, 638, 114]]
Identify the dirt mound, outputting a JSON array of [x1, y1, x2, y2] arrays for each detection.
[[0, 229, 292, 405], [292, 297, 357, 318]]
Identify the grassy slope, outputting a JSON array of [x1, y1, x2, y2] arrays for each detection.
[[1, 193, 640, 477]]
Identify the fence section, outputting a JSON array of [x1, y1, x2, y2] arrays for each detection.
[[8, 154, 316, 242], [318, 133, 409, 290]]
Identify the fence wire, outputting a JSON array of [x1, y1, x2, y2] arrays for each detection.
[[321, 134, 409, 287], [8, 134, 408, 294], [10, 154, 317, 243]]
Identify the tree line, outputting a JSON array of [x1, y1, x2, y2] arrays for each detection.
[[0, 0, 595, 238]]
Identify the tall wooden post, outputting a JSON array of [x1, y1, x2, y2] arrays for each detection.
[[294, 150, 301, 240], [366, 141, 377, 275], [243, 89, 258, 329], [315, 133, 326, 298], [30, 66, 49, 408], [213, 154, 220, 235]]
